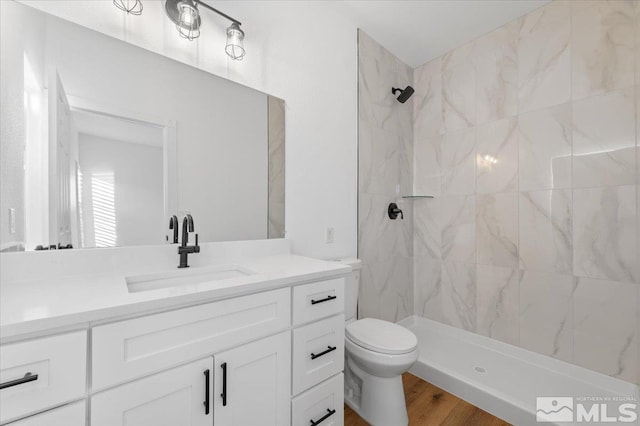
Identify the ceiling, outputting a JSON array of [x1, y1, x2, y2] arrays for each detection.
[[335, 0, 550, 68]]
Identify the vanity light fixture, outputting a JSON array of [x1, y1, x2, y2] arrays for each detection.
[[113, 0, 143, 15], [164, 0, 245, 60], [225, 22, 245, 60], [114, 0, 245, 59]]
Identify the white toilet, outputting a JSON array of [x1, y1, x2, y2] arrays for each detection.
[[339, 259, 418, 426]]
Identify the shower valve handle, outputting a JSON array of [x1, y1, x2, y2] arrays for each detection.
[[388, 203, 404, 220]]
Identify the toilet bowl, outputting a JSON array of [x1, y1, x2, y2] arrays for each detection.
[[334, 258, 419, 426], [344, 318, 418, 426]]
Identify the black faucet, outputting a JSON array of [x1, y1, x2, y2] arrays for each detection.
[[169, 215, 179, 244], [178, 214, 200, 268]]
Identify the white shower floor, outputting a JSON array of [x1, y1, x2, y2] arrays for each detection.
[[398, 316, 639, 426]]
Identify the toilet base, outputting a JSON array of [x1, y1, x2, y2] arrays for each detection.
[[345, 356, 409, 426]]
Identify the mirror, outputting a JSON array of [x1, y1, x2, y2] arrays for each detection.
[[0, 1, 285, 252]]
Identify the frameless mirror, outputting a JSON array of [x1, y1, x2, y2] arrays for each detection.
[[0, 1, 285, 252]]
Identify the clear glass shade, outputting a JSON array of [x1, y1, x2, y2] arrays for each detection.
[[113, 0, 143, 15], [225, 23, 245, 60], [177, 2, 200, 40]]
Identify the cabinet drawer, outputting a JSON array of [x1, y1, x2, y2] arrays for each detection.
[[292, 278, 344, 325], [292, 374, 344, 426], [92, 288, 290, 390], [91, 358, 212, 426], [10, 401, 86, 426], [292, 315, 344, 395], [0, 331, 87, 424]]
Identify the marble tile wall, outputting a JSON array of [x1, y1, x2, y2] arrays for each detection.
[[412, 0, 640, 384], [358, 30, 414, 322]]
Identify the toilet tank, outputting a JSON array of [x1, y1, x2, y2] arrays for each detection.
[[334, 258, 361, 322]]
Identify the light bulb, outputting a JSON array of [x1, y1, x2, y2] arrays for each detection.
[[179, 4, 196, 25]]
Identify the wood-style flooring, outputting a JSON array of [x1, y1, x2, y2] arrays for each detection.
[[344, 373, 511, 426]]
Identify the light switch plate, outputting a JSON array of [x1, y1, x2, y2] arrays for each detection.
[[325, 227, 334, 244]]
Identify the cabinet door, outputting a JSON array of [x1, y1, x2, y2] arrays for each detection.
[[214, 332, 290, 426], [91, 358, 212, 426]]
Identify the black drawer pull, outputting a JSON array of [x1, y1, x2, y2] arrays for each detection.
[[310, 346, 337, 360], [0, 372, 38, 390], [203, 369, 210, 415], [220, 362, 227, 407], [310, 295, 337, 305], [310, 408, 336, 426]]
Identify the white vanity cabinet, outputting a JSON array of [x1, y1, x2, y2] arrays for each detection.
[[0, 273, 347, 426]]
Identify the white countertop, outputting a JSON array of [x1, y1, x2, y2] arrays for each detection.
[[1, 249, 351, 341]]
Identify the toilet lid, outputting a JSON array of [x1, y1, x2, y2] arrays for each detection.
[[346, 318, 417, 355]]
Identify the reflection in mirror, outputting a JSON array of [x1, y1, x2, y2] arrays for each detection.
[[74, 111, 165, 248], [268, 97, 286, 239], [0, 1, 285, 252]]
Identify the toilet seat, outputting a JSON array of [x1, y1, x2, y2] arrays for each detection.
[[346, 318, 417, 355]]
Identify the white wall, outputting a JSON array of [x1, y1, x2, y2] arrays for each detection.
[[0, 3, 46, 251], [20, 0, 359, 259]]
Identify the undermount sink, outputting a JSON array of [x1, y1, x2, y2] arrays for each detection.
[[126, 264, 256, 293]]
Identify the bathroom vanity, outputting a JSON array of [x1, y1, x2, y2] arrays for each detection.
[[0, 240, 349, 426]]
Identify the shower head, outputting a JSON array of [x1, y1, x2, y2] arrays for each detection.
[[392, 86, 414, 103]]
